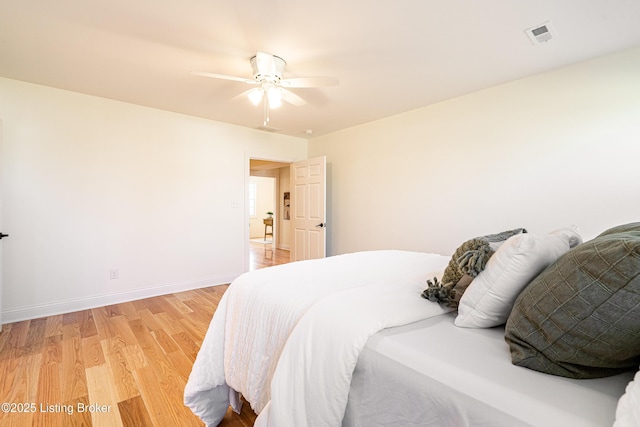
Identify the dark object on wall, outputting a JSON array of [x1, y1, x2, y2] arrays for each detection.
[[283, 192, 290, 220]]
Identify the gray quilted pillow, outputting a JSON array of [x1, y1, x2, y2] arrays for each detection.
[[505, 223, 640, 379], [597, 222, 640, 237]]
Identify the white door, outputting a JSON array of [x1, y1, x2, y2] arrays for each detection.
[[290, 156, 326, 261]]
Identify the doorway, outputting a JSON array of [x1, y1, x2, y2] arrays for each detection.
[[247, 158, 292, 271]]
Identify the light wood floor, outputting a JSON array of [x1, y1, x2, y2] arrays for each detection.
[[249, 241, 290, 271], [0, 244, 290, 427]]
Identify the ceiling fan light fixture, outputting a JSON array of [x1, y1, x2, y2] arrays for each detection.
[[247, 88, 264, 106], [267, 87, 283, 109]]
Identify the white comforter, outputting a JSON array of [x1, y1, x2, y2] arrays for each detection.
[[184, 250, 451, 427]]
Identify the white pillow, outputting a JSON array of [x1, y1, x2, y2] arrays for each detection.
[[549, 224, 583, 248], [455, 232, 572, 328], [614, 367, 640, 427]]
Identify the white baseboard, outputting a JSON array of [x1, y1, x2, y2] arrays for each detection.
[[1, 273, 241, 324]]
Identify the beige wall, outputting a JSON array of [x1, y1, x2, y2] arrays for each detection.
[[0, 77, 307, 322], [310, 47, 640, 256]]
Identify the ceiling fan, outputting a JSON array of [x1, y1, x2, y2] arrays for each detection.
[[192, 52, 338, 126]]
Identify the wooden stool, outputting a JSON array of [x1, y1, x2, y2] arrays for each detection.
[[263, 217, 273, 241]]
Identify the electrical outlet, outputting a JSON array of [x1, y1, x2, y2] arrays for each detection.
[[109, 269, 119, 280]]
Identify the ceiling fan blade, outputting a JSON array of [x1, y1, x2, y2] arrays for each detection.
[[280, 76, 339, 88], [191, 71, 256, 84], [281, 89, 306, 107], [230, 88, 256, 102]]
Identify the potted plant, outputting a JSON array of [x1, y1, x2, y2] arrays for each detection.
[[266, 211, 274, 218]]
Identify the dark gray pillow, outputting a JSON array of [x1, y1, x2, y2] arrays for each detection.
[[597, 221, 640, 237], [505, 225, 640, 378]]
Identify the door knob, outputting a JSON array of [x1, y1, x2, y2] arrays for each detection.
[[0, 233, 8, 239], [315, 223, 326, 228]]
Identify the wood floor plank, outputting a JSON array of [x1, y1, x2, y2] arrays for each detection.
[[0, 412, 33, 427], [118, 395, 154, 427], [100, 342, 139, 402], [85, 364, 124, 427], [163, 294, 194, 315], [41, 335, 62, 365], [132, 298, 163, 315], [62, 321, 81, 342], [79, 310, 98, 339], [81, 335, 105, 369], [91, 308, 114, 341], [0, 320, 29, 360], [0, 353, 41, 423], [169, 331, 199, 362], [103, 304, 124, 318], [127, 319, 158, 355], [116, 302, 142, 322], [152, 312, 185, 336], [178, 316, 207, 345], [107, 316, 139, 349], [152, 296, 187, 321], [182, 299, 215, 325], [32, 401, 65, 427], [62, 311, 82, 326], [0, 357, 27, 407], [36, 363, 61, 413], [151, 329, 179, 355], [173, 289, 199, 302], [44, 315, 64, 338], [136, 309, 161, 332], [66, 395, 93, 427], [61, 336, 88, 402], [23, 353, 43, 403], [164, 375, 202, 427], [165, 349, 193, 381], [132, 366, 183, 427], [129, 320, 174, 371], [0, 324, 13, 354], [23, 318, 47, 356], [187, 292, 217, 309], [123, 344, 148, 371]]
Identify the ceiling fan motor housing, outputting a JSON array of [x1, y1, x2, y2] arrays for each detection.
[[250, 54, 286, 83]]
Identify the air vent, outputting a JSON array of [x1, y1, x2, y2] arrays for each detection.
[[526, 21, 555, 45]]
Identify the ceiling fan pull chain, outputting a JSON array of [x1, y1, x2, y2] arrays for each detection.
[[264, 95, 270, 126]]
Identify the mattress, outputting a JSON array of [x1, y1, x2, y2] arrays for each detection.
[[344, 314, 634, 427]]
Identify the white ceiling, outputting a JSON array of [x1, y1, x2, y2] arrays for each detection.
[[2, 0, 640, 138]]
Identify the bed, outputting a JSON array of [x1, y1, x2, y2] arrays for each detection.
[[184, 224, 640, 427]]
